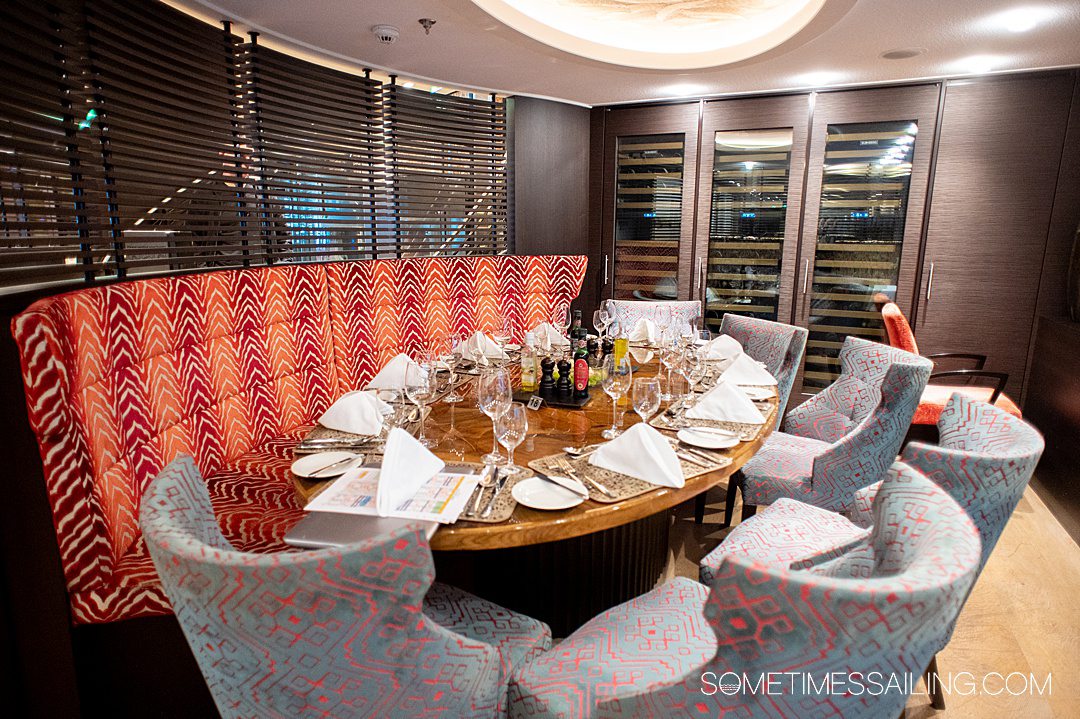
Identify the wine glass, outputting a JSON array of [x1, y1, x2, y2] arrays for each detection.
[[495, 402, 528, 476], [601, 353, 633, 440], [477, 368, 512, 465], [553, 303, 572, 341], [492, 317, 512, 355], [441, 333, 465, 403], [658, 329, 680, 401], [404, 361, 437, 447], [376, 388, 407, 441], [632, 377, 661, 425], [678, 349, 707, 409], [593, 307, 611, 340]]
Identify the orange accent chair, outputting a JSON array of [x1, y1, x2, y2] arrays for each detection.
[[881, 303, 1021, 426]]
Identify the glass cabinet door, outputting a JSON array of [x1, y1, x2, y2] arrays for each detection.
[[703, 129, 794, 329], [612, 133, 685, 300], [802, 120, 918, 389]]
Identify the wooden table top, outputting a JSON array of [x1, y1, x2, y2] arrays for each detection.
[[293, 359, 777, 551]]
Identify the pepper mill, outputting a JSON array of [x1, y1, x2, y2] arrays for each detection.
[[556, 354, 573, 398], [539, 355, 557, 398]]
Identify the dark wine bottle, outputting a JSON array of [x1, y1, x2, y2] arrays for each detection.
[[573, 338, 590, 399], [570, 309, 583, 341]]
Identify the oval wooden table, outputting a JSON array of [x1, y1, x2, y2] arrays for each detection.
[[294, 360, 777, 634]]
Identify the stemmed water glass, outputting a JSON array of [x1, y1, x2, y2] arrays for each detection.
[[601, 353, 633, 440], [593, 306, 612, 340], [495, 402, 528, 476], [678, 348, 708, 410], [478, 368, 512, 465], [553, 303, 572, 341], [440, 333, 465, 403], [404, 361, 437, 447], [376, 388, 408, 442], [632, 377, 661, 426], [492, 317, 512, 357], [658, 329, 680, 401]]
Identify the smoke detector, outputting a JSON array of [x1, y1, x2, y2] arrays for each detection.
[[371, 25, 400, 44]]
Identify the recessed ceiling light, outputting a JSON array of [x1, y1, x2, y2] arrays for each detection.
[[953, 55, 1003, 74], [880, 47, 926, 60], [985, 6, 1057, 33], [660, 83, 709, 98], [793, 70, 842, 87]]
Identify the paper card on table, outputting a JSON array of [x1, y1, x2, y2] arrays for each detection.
[[303, 466, 481, 524], [701, 335, 743, 362], [589, 423, 684, 488], [318, 390, 390, 435], [530, 322, 570, 350], [628, 318, 658, 344], [462, 331, 508, 364], [686, 379, 766, 425], [721, 352, 778, 386], [365, 354, 427, 390], [377, 427, 445, 516]]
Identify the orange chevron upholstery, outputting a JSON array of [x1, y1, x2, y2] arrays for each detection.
[[12, 255, 586, 624]]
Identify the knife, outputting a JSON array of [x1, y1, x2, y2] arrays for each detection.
[[532, 470, 589, 498], [480, 467, 507, 519]]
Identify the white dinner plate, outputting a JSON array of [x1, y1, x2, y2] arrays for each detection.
[[290, 451, 363, 479], [511, 477, 585, 511], [677, 428, 741, 450], [740, 387, 775, 401]]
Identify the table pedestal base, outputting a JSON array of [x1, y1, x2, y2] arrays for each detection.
[[433, 510, 671, 637]]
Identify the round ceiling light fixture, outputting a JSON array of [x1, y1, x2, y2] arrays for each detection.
[[469, 0, 834, 69], [880, 47, 926, 60]]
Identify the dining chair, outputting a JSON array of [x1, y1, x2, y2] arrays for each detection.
[[507, 465, 981, 718], [881, 302, 1021, 431], [141, 455, 552, 719], [693, 314, 807, 524], [718, 336, 931, 526], [607, 299, 702, 334]]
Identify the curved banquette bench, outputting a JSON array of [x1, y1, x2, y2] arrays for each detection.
[[12, 255, 587, 625]]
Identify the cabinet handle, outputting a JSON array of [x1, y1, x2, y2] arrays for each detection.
[[926, 261, 934, 301], [801, 258, 810, 295], [695, 256, 702, 294], [603, 254, 609, 286]]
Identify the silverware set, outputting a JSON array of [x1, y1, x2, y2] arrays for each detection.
[[554, 456, 615, 498], [464, 466, 509, 519]]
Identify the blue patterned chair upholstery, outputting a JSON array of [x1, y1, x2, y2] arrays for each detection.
[[718, 314, 808, 419], [508, 467, 981, 718], [717, 337, 931, 527], [141, 456, 551, 718], [608, 299, 702, 334]]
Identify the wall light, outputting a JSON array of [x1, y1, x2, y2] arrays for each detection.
[[659, 82, 709, 98], [953, 54, 1004, 75], [792, 70, 842, 87]]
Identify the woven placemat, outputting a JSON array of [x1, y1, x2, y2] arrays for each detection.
[[456, 463, 534, 524], [528, 450, 731, 504], [650, 394, 777, 441]]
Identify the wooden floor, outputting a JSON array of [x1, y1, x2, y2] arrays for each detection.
[[668, 483, 1080, 718]]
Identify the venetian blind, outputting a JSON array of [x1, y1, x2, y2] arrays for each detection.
[[0, 0, 509, 291]]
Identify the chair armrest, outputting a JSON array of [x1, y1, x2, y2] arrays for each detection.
[[924, 352, 987, 370], [928, 370, 1009, 404]]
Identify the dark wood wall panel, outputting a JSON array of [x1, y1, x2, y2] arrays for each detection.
[[508, 96, 594, 310], [914, 73, 1075, 397]]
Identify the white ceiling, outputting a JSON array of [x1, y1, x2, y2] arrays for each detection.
[[173, 0, 1080, 106]]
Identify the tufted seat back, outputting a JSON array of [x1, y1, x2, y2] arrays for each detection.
[[12, 255, 586, 612]]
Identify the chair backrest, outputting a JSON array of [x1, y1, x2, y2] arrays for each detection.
[[718, 314, 808, 418], [782, 337, 932, 511], [140, 456, 506, 718], [600, 466, 981, 719], [327, 255, 587, 391], [904, 392, 1044, 571], [608, 299, 702, 333], [881, 301, 919, 354]]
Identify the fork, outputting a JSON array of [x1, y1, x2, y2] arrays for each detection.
[[555, 457, 614, 498]]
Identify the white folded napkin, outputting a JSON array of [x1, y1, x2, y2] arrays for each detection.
[[628, 346, 655, 364], [701, 335, 743, 362], [686, 378, 766, 424], [318, 390, 391, 435], [530, 322, 570, 350], [588, 423, 684, 488], [721, 352, 778, 386], [365, 354, 427, 390], [376, 427, 445, 516], [462, 330, 509, 364], [628, 318, 658, 344]]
